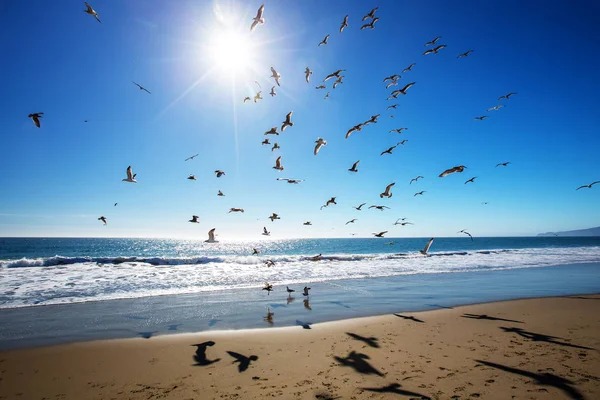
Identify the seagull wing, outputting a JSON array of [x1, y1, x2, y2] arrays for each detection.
[[423, 238, 434, 253], [275, 156, 281, 169], [208, 228, 216, 241], [256, 4, 264, 19], [126, 166, 134, 180]]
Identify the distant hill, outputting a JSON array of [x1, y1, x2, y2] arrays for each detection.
[[538, 226, 600, 237]]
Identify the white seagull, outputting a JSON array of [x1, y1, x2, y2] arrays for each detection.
[[305, 67, 312, 83], [420, 238, 434, 255], [270, 86, 276, 97], [439, 165, 467, 177], [84, 2, 101, 23], [423, 44, 447, 56], [205, 228, 218, 243], [380, 182, 395, 198], [425, 36, 441, 46], [402, 63, 415, 73], [262, 227, 270, 236], [273, 156, 284, 171], [340, 15, 349, 33], [250, 5, 265, 32], [314, 138, 327, 155], [122, 166, 137, 183], [281, 111, 293, 131], [270, 67, 281, 86]]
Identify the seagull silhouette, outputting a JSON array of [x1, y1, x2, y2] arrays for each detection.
[[227, 351, 258, 372]]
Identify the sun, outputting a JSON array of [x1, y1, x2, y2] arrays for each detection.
[[207, 28, 255, 76]]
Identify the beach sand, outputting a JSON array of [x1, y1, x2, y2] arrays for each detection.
[[0, 295, 598, 400]]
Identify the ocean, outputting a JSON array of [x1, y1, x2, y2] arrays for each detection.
[[1, 236, 599, 349]]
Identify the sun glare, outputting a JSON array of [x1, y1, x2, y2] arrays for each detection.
[[208, 29, 254, 76]]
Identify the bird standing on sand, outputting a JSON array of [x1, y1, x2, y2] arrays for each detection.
[[273, 156, 284, 171], [205, 228, 218, 243], [84, 2, 101, 23], [286, 286, 295, 294], [250, 4, 265, 32], [132, 82, 151, 94], [420, 238, 434, 255], [380, 183, 395, 198], [576, 181, 600, 190], [122, 166, 137, 183], [305, 67, 312, 83], [98, 216, 107, 225], [340, 15, 349, 33], [348, 160, 360, 172], [189, 215, 199, 223], [314, 138, 327, 155], [28, 112, 45, 128], [281, 111, 294, 131], [439, 165, 467, 177]]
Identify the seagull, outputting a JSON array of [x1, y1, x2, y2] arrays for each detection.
[[369, 205, 390, 211], [390, 127, 407, 133], [28, 112, 43, 128], [423, 44, 447, 55], [205, 228, 218, 243], [362, 7, 378, 20], [321, 197, 337, 210], [397, 139, 408, 145], [277, 178, 303, 184], [487, 105, 504, 111], [353, 202, 366, 210], [305, 67, 312, 83], [474, 116, 489, 120], [380, 145, 396, 156], [482, 202, 489, 205], [496, 162, 510, 167], [270, 67, 281, 86], [215, 170, 226, 177], [498, 92, 517, 100], [304, 221, 312, 225], [380, 182, 395, 198], [410, 176, 424, 184], [324, 69, 346, 82], [218, 190, 224, 196], [243, 97, 251, 103], [271, 142, 280, 151], [262, 282, 273, 294], [185, 154, 199, 161], [114, 203, 118, 207], [360, 17, 379, 30], [386, 104, 399, 111], [302, 286, 311, 296], [250, 4, 265, 32], [253, 91, 262, 103], [270, 86, 276, 97], [576, 181, 600, 190], [273, 156, 284, 171], [132, 82, 151, 94], [458, 229, 474, 241], [345, 124, 363, 138], [122, 166, 137, 183], [420, 238, 434, 255], [345, 219, 357, 225], [393, 218, 410, 225], [439, 165, 467, 177], [189, 215, 199, 223], [315, 85, 326, 89], [314, 138, 327, 155], [333, 77, 344, 89], [262, 227, 270, 236], [396, 221, 414, 226], [281, 111, 293, 131], [373, 231, 387, 238], [396, 82, 416, 95], [348, 160, 360, 172], [464, 177, 477, 184], [261, 138, 270, 145], [364, 114, 380, 125], [318, 34, 330, 46], [229, 208, 244, 213], [265, 127, 278, 135], [402, 63, 415, 73], [254, 80, 261, 89], [383, 74, 400, 83], [98, 216, 107, 225], [286, 286, 295, 294], [84, 2, 101, 23], [340, 15, 349, 33], [385, 79, 399, 89], [457, 50, 474, 58], [414, 191, 426, 196], [425, 36, 441, 46], [269, 213, 280, 222], [188, 174, 198, 181], [252, 248, 259, 255]]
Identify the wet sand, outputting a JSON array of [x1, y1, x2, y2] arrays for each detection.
[[1, 295, 599, 399]]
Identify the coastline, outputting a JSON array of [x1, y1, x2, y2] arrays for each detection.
[[1, 295, 599, 399]]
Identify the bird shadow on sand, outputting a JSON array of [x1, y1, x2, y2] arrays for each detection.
[[227, 351, 259, 372], [296, 319, 312, 329], [333, 351, 384, 377], [475, 359, 584, 400], [462, 313, 524, 323], [394, 314, 425, 323], [361, 383, 431, 399], [138, 331, 157, 339], [346, 332, 380, 348], [192, 341, 220, 366], [500, 327, 595, 350], [562, 296, 600, 301]]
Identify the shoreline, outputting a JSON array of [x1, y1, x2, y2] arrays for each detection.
[[1, 294, 599, 399]]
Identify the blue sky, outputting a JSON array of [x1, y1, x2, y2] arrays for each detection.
[[0, 0, 599, 239]]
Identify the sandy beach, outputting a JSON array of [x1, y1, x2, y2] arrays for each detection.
[[1, 295, 599, 400]]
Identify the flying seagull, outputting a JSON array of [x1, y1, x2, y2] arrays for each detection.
[[457, 50, 474, 58], [229, 208, 244, 213], [262, 282, 273, 294], [423, 44, 447, 56], [270, 86, 276, 97], [205, 228, 218, 243], [348, 160, 360, 172], [373, 231, 387, 238], [281, 111, 293, 131], [464, 176, 477, 184], [439, 165, 467, 177], [369, 205, 390, 211], [269, 213, 280, 222], [410, 176, 424, 184], [362, 7, 378, 20], [402, 63, 415, 73], [386, 104, 399, 111], [250, 4, 265, 32], [185, 154, 199, 161], [217, 190, 224, 196], [189, 215, 199, 223], [270, 67, 280, 86], [397, 140, 408, 145], [262, 227, 270, 236], [396, 221, 414, 226], [487, 105, 504, 111], [303, 221, 312, 225], [84, 2, 101, 23], [265, 127, 278, 135], [333, 76, 344, 89], [252, 248, 259, 255], [315, 85, 326, 89], [380, 145, 396, 156], [474, 116, 489, 120], [425, 36, 441, 46], [302, 286, 311, 296], [277, 178, 303, 184], [187, 174, 196, 181], [345, 124, 363, 139], [321, 197, 337, 209], [390, 127, 407, 133], [340, 15, 349, 33], [132, 82, 151, 94], [253, 91, 262, 103], [496, 162, 510, 167], [576, 181, 600, 190], [215, 170, 226, 177], [28, 112, 43, 128], [314, 138, 327, 155], [305, 67, 312, 83], [395, 82, 416, 95], [458, 229, 474, 241], [498, 92, 517, 100], [360, 17, 379, 30], [420, 238, 434, 255], [353, 202, 366, 210], [114, 203, 118, 207], [345, 219, 357, 225], [414, 191, 426, 196], [318, 34, 330, 46], [271, 142, 280, 151], [324, 69, 346, 82], [273, 156, 284, 171], [122, 166, 137, 183], [98, 216, 107, 225], [380, 182, 395, 198], [261, 139, 270, 146], [243, 97, 251, 103], [383, 74, 400, 83]]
